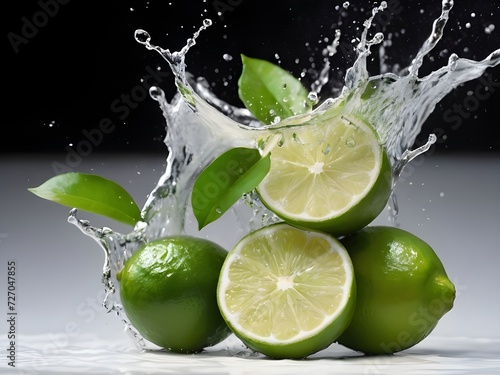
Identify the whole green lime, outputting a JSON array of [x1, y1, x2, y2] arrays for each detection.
[[337, 226, 456, 355], [117, 236, 232, 353]]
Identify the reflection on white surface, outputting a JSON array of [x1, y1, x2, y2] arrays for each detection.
[[12, 334, 500, 375]]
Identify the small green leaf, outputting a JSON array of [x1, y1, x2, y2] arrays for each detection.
[[28, 172, 142, 226], [238, 54, 311, 124], [192, 147, 271, 230]]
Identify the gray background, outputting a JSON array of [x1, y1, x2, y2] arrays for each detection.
[[0, 151, 499, 346]]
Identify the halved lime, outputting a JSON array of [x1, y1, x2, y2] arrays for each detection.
[[217, 223, 356, 359], [257, 112, 392, 236]]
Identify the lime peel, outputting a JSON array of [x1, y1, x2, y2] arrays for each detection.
[[119, 236, 232, 353], [337, 226, 456, 354]]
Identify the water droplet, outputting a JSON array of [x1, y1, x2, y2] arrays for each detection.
[[485, 24, 495, 34], [222, 53, 233, 61], [440, 192, 445, 197], [149, 86, 163, 100], [373, 32, 384, 44], [134, 29, 151, 45], [307, 91, 319, 106], [343, 1, 350, 9], [442, 0, 453, 12], [277, 134, 285, 147], [323, 144, 331, 155], [215, 207, 222, 214], [346, 137, 356, 148], [272, 116, 282, 125]]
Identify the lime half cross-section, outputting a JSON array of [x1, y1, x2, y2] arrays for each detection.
[[257, 112, 392, 236], [217, 223, 356, 359]]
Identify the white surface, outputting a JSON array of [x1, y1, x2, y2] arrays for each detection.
[[10, 334, 500, 375], [0, 152, 499, 373]]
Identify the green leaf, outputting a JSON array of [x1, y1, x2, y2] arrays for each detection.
[[192, 147, 271, 230], [238, 54, 311, 124], [28, 172, 142, 226]]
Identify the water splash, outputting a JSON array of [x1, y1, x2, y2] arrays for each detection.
[[68, 1, 499, 349], [134, 18, 213, 84], [68, 209, 148, 349]]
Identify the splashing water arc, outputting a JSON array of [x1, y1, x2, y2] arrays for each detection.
[[68, 1, 499, 349]]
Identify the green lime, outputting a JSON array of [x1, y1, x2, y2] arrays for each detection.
[[117, 236, 232, 353], [217, 223, 356, 359], [337, 226, 456, 354], [257, 113, 392, 236]]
